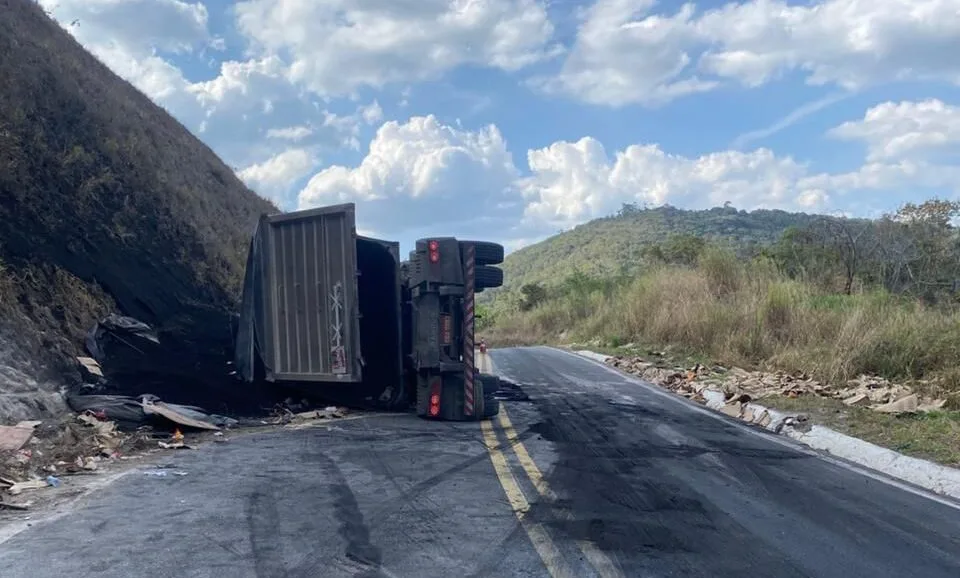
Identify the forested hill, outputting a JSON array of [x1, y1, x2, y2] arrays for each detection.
[[499, 204, 825, 291]]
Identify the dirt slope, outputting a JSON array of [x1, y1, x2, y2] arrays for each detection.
[[0, 0, 277, 419]]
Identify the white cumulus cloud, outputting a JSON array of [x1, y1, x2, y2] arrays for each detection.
[[266, 125, 314, 142], [39, 0, 212, 53], [239, 149, 318, 201], [520, 138, 822, 232], [298, 115, 521, 236], [828, 99, 960, 162], [546, 0, 960, 106], [234, 0, 560, 97]]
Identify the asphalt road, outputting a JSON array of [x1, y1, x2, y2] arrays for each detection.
[[0, 346, 959, 577]]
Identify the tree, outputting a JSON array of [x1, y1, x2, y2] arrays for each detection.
[[772, 219, 875, 294], [663, 234, 707, 266], [518, 283, 548, 311], [817, 217, 876, 295], [869, 199, 960, 300]]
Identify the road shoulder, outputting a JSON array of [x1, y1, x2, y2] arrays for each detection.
[[573, 348, 960, 503]]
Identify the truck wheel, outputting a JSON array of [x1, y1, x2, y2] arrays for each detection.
[[460, 241, 504, 266], [475, 265, 503, 289], [477, 372, 500, 394], [482, 397, 500, 419]]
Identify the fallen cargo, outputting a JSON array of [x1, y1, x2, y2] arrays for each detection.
[[233, 203, 505, 420]]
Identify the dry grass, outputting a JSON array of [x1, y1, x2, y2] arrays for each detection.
[[485, 247, 960, 387], [0, 0, 277, 411]]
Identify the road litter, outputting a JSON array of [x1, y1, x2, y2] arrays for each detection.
[[295, 406, 346, 420], [606, 355, 949, 416], [141, 396, 222, 431], [144, 470, 187, 478], [158, 441, 192, 450], [76, 356, 104, 382], [157, 427, 192, 450], [0, 498, 30, 511], [5, 479, 51, 496], [580, 349, 960, 501], [0, 422, 40, 452], [281, 406, 349, 429], [67, 393, 237, 432], [1, 412, 154, 500]]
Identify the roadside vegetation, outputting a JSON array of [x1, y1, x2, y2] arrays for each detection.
[[483, 198, 960, 463]]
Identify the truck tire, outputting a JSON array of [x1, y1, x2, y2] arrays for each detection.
[[481, 397, 500, 419], [475, 265, 503, 289], [460, 241, 504, 266], [477, 373, 500, 395]]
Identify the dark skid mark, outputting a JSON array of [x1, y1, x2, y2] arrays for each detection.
[[365, 442, 497, 526], [606, 400, 660, 416], [463, 518, 528, 578], [317, 453, 386, 578], [494, 379, 531, 402], [521, 395, 721, 559], [248, 489, 288, 578]]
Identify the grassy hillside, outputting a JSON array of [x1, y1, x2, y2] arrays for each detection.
[[499, 204, 825, 293], [0, 0, 276, 418], [484, 199, 960, 464]]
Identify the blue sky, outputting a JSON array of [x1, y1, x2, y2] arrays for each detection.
[[40, 0, 960, 252]]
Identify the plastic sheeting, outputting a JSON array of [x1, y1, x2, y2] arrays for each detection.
[[84, 314, 159, 363], [234, 218, 266, 383]]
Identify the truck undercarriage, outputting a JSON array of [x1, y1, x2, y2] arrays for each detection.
[[233, 203, 504, 420]]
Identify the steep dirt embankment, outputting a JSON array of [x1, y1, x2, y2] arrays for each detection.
[[0, 0, 277, 419]]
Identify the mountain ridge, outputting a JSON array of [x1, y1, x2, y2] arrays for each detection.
[[498, 204, 833, 292]]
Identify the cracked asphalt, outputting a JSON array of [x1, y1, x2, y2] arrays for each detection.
[[1, 346, 959, 577]]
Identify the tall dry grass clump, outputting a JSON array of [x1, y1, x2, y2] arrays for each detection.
[[485, 246, 960, 384]]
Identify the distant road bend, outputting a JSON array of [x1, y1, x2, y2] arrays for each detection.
[[0, 347, 959, 577]]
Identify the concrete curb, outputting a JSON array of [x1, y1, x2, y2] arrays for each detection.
[[574, 350, 960, 501]]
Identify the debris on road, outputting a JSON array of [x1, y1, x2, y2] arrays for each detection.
[[1, 412, 153, 499], [0, 421, 40, 452], [295, 406, 346, 421], [0, 497, 30, 511], [76, 356, 105, 384], [141, 397, 221, 431], [6, 479, 50, 495], [607, 355, 947, 417], [144, 469, 187, 477], [281, 406, 351, 430]]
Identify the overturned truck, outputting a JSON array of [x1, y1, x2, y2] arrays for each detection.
[[233, 203, 504, 420]]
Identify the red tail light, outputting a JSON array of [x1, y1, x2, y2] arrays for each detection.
[[428, 377, 441, 417]]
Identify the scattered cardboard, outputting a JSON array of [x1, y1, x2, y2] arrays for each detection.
[[142, 401, 220, 431], [0, 422, 39, 452]]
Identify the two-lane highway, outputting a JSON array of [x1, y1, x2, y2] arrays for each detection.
[[1, 346, 959, 577], [491, 346, 960, 577]]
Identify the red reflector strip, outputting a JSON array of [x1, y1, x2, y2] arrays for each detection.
[[463, 243, 476, 417]]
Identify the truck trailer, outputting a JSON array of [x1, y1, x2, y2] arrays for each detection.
[[232, 203, 504, 420]]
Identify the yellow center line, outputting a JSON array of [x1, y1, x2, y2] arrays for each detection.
[[498, 408, 626, 578], [480, 419, 574, 578]]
